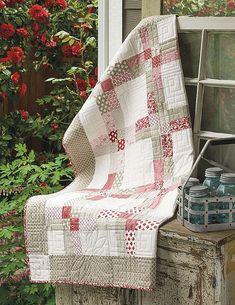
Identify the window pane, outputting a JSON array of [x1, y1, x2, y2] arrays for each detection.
[[207, 32, 235, 80], [163, 1, 228, 16], [201, 87, 235, 133], [185, 85, 197, 126], [179, 33, 201, 78], [198, 141, 235, 180]]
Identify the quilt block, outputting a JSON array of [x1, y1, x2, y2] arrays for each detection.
[[25, 15, 194, 290]]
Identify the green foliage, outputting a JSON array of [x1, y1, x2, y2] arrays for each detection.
[[0, 144, 73, 305], [163, 0, 235, 16], [0, 0, 98, 304]]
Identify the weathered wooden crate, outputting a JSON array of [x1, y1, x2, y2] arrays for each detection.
[[55, 219, 235, 305]]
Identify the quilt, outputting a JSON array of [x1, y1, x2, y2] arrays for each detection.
[[24, 15, 194, 290]]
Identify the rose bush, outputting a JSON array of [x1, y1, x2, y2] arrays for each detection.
[[163, 0, 235, 16], [0, 0, 98, 304]]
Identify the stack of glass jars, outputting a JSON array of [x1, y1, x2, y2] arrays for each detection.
[[180, 168, 235, 227]]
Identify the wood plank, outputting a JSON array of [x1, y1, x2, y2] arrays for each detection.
[[142, 0, 161, 19], [123, 10, 142, 40], [123, 0, 141, 10], [160, 219, 235, 245], [178, 16, 235, 31]]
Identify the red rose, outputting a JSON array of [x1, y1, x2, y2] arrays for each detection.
[[0, 0, 5, 9], [227, 0, 235, 10], [45, 0, 66, 10], [16, 27, 29, 38], [0, 92, 7, 102], [95, 66, 98, 77], [71, 43, 82, 56], [5, 0, 24, 6], [0, 23, 15, 39], [61, 44, 72, 57], [45, 36, 57, 48], [7, 46, 24, 64], [19, 83, 27, 96], [76, 79, 87, 91], [58, 0, 66, 9], [19, 110, 29, 120], [11, 71, 20, 84], [89, 77, 96, 88], [32, 22, 40, 32], [51, 121, 59, 130], [80, 90, 87, 100], [88, 6, 95, 14], [29, 4, 49, 22]]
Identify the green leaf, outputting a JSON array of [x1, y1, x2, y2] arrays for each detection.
[[15, 17, 22, 26]]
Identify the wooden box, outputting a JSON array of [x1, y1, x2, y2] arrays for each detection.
[[55, 219, 235, 305]]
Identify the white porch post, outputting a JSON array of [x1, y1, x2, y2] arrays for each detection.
[[98, 0, 123, 78]]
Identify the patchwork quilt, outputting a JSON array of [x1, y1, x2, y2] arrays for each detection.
[[25, 15, 194, 290]]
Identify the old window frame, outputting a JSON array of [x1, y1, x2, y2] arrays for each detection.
[[178, 17, 235, 160]]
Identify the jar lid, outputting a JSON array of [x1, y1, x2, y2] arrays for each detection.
[[182, 177, 200, 187], [189, 185, 209, 197], [205, 167, 223, 177], [220, 173, 235, 184]]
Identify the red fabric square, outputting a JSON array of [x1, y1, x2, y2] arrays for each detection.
[[70, 218, 79, 231], [118, 138, 125, 151], [161, 134, 173, 157], [144, 48, 152, 60], [135, 116, 150, 132], [62, 206, 72, 219], [101, 78, 114, 92], [152, 55, 161, 68], [170, 116, 191, 132]]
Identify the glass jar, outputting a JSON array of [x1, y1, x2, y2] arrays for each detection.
[[182, 177, 200, 220], [189, 185, 208, 225], [216, 173, 235, 223], [203, 167, 223, 195]]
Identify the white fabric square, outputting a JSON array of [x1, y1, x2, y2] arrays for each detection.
[[135, 230, 157, 257], [48, 230, 65, 255], [172, 129, 194, 178], [110, 151, 125, 172], [113, 32, 144, 62], [46, 192, 84, 209], [87, 154, 110, 188], [79, 96, 108, 142], [116, 75, 148, 127], [29, 255, 50, 281], [157, 16, 176, 44], [80, 230, 109, 256], [162, 72, 187, 109], [122, 138, 154, 189]]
